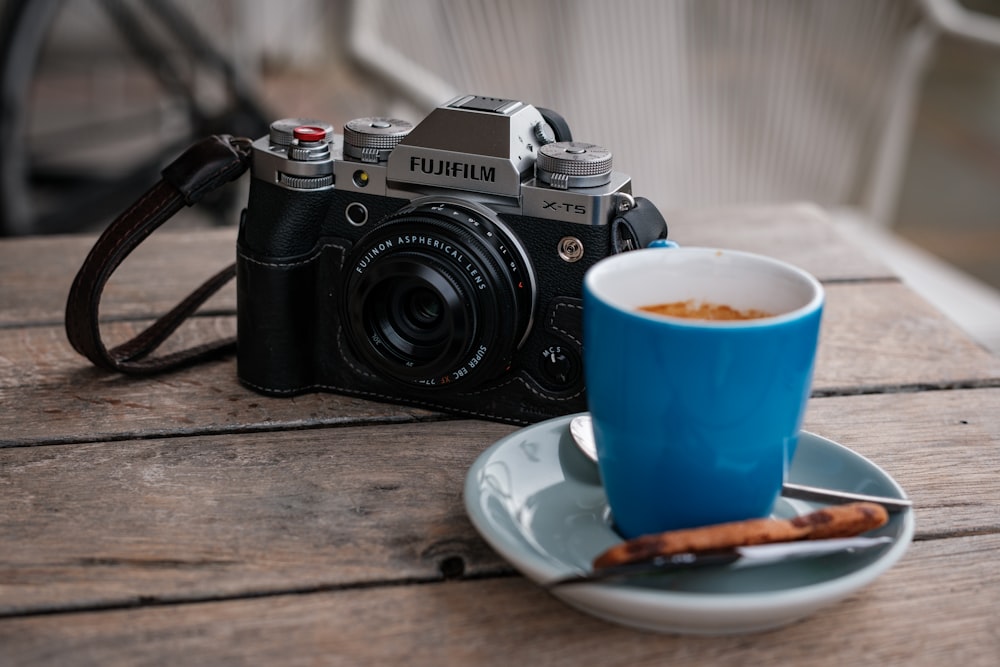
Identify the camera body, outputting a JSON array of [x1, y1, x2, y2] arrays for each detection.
[[236, 95, 666, 424]]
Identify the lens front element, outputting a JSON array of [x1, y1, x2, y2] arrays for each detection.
[[362, 261, 470, 377]]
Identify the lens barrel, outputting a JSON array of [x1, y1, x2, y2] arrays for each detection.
[[344, 202, 534, 388]]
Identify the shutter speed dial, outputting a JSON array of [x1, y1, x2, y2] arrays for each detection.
[[344, 117, 414, 163]]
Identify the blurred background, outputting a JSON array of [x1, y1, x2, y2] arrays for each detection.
[[1, 0, 998, 346]]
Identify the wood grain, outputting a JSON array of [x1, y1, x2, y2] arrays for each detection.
[[0, 535, 996, 667], [1, 389, 996, 616], [816, 282, 1000, 391], [0, 317, 443, 447], [0, 419, 516, 615], [668, 203, 895, 281], [802, 389, 1000, 539], [2, 282, 998, 446], [0, 229, 238, 328], [1, 210, 996, 665]]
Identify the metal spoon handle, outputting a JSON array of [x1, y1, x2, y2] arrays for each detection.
[[569, 415, 912, 514], [781, 482, 912, 513], [546, 536, 894, 587]]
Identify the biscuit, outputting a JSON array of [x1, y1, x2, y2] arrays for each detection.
[[593, 502, 889, 569]]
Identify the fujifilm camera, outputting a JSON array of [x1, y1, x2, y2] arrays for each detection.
[[236, 94, 667, 425]]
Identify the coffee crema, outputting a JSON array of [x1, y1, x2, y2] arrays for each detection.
[[639, 300, 773, 321]]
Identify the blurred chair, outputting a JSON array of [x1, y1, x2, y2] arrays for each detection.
[[0, 0, 270, 236], [348, 0, 1000, 354]]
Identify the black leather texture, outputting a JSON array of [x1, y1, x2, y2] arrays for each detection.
[[241, 180, 332, 258], [161, 134, 250, 206]]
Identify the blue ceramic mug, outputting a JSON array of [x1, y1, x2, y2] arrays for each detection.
[[583, 245, 824, 538]]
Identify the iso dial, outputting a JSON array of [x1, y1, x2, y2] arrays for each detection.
[[535, 141, 613, 189]]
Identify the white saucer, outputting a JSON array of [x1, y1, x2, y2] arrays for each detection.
[[463, 413, 914, 635]]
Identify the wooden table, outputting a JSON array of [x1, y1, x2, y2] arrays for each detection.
[[2, 204, 998, 665]]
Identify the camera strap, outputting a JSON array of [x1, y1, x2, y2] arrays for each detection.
[[64, 134, 252, 374], [610, 197, 669, 253]]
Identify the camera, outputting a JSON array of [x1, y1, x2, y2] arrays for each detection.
[[236, 95, 667, 424]]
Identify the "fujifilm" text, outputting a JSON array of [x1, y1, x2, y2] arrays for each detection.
[[409, 156, 496, 183]]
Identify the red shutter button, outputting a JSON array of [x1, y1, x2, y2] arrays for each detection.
[[294, 125, 327, 142]]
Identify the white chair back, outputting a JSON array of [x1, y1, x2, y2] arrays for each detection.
[[350, 0, 941, 225]]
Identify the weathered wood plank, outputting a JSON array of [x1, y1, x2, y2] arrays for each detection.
[[0, 535, 996, 667], [1, 389, 996, 615], [1, 211, 993, 665], [668, 203, 896, 281], [0, 205, 891, 328], [0, 229, 238, 328], [802, 390, 1000, 539], [816, 282, 1000, 391], [0, 316, 443, 446], [2, 281, 997, 446], [0, 420, 517, 615]]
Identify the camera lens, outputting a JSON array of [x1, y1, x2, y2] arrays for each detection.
[[344, 201, 535, 389], [366, 265, 465, 367], [402, 287, 443, 327]]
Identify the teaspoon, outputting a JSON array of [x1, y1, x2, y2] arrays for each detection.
[[569, 415, 911, 513]]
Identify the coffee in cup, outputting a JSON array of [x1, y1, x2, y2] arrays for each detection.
[[638, 300, 773, 321]]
